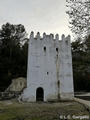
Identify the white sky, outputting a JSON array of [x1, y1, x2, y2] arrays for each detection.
[[0, 0, 72, 38]]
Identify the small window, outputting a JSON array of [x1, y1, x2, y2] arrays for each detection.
[[47, 72, 49, 75], [44, 46, 46, 51], [56, 48, 58, 52]]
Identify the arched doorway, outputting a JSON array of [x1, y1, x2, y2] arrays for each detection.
[[36, 87, 44, 101]]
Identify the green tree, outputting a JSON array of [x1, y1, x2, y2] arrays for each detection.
[[72, 36, 90, 91], [66, 0, 90, 38], [0, 23, 28, 91]]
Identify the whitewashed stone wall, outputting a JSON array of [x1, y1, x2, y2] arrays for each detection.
[[21, 32, 74, 102]]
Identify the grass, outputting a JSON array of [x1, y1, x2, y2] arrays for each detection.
[[0, 99, 89, 120]]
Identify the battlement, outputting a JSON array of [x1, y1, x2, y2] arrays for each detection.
[[30, 31, 71, 42]]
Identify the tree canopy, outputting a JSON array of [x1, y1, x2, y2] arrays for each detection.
[[0, 23, 28, 91], [66, 0, 90, 38]]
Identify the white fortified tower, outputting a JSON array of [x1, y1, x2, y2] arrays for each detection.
[[22, 32, 74, 102]]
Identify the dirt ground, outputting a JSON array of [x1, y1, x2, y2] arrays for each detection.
[[0, 99, 89, 120]]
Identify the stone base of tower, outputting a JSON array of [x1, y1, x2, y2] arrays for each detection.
[[21, 87, 58, 102], [60, 92, 74, 101], [21, 88, 74, 102], [21, 88, 36, 102]]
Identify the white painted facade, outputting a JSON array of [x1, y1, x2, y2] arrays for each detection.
[[21, 32, 74, 102]]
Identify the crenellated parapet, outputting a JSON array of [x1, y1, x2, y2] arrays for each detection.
[[29, 31, 71, 42]]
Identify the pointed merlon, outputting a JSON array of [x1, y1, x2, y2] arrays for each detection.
[[67, 35, 71, 41], [30, 31, 34, 39], [50, 34, 54, 39], [36, 32, 40, 39], [43, 32, 46, 38], [55, 34, 59, 40], [61, 34, 65, 40], [65, 35, 71, 41]]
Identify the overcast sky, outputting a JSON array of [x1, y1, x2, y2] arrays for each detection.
[[0, 0, 72, 37]]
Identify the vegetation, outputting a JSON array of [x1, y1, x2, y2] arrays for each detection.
[[66, 0, 90, 91], [0, 23, 28, 91], [66, 0, 90, 38], [72, 36, 90, 91], [0, 100, 89, 120]]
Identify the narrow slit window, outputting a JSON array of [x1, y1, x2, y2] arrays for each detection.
[[56, 48, 58, 52], [44, 46, 46, 51]]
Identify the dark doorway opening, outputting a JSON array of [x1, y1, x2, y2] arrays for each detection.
[[36, 87, 44, 101]]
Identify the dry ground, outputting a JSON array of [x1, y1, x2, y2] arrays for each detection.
[[0, 99, 89, 120]]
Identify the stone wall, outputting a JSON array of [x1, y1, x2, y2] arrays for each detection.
[[21, 32, 74, 102]]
